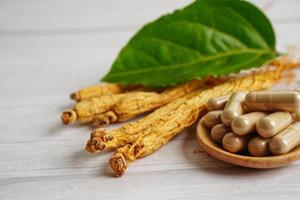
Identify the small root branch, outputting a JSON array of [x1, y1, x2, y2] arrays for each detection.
[[70, 84, 126, 102], [91, 111, 118, 127]]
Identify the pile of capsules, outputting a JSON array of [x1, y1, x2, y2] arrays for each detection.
[[202, 90, 300, 157]]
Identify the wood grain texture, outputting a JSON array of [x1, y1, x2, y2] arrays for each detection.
[[1, 0, 300, 199]]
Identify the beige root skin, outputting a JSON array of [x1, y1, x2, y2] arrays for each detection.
[[62, 79, 211, 126], [70, 84, 126, 102], [113, 79, 213, 122], [107, 67, 287, 176], [70, 83, 159, 102]]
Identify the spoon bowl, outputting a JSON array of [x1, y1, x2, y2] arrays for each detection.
[[196, 119, 300, 168]]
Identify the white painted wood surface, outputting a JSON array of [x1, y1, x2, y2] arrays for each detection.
[[1, 0, 300, 199]]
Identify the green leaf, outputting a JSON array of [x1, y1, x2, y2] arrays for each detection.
[[102, 0, 276, 87]]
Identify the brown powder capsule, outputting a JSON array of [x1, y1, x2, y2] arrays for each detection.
[[206, 95, 229, 111], [269, 122, 300, 155], [256, 112, 293, 138], [248, 136, 271, 157], [211, 124, 231, 143], [295, 88, 300, 93], [222, 133, 251, 153], [203, 110, 223, 129], [292, 111, 300, 122], [231, 112, 267, 136], [221, 91, 247, 126], [244, 91, 300, 112]]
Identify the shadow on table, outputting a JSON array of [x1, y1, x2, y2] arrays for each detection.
[[45, 114, 94, 136], [71, 148, 115, 177]]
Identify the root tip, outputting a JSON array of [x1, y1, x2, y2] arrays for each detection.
[[61, 110, 77, 125], [70, 92, 80, 101], [85, 141, 95, 153], [85, 139, 105, 153], [110, 152, 128, 177], [85, 129, 108, 153]]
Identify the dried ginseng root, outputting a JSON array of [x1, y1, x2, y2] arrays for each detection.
[[62, 93, 125, 125], [70, 83, 126, 102], [106, 68, 285, 176], [70, 83, 150, 102], [62, 79, 215, 126]]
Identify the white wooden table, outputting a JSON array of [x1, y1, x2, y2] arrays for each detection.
[[1, 0, 300, 199]]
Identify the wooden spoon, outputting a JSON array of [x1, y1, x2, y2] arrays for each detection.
[[196, 119, 300, 168]]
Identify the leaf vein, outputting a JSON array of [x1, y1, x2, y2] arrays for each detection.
[[106, 49, 272, 78]]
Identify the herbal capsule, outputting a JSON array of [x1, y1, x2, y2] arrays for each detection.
[[231, 112, 266, 136], [292, 111, 300, 122], [256, 112, 293, 138], [244, 91, 300, 112], [211, 124, 231, 143], [203, 110, 223, 129], [222, 133, 251, 153], [221, 91, 247, 126], [269, 122, 300, 155], [206, 95, 229, 111], [248, 136, 271, 157]]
